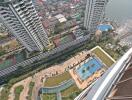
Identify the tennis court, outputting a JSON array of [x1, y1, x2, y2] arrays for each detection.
[[0, 52, 26, 70]]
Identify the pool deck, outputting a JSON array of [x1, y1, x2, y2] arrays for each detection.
[[69, 67, 105, 89], [69, 46, 115, 89], [69, 55, 106, 89], [76, 57, 103, 80]]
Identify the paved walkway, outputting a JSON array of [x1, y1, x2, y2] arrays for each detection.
[[57, 92, 62, 100], [0, 87, 3, 97], [8, 77, 32, 100], [8, 50, 89, 100]]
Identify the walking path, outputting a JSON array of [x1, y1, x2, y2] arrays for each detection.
[[57, 92, 62, 100], [8, 77, 32, 100], [8, 50, 89, 100]]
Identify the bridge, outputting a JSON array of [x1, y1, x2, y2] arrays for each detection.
[[40, 79, 74, 94]]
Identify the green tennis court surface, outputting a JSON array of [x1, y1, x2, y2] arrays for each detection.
[[0, 52, 26, 70]]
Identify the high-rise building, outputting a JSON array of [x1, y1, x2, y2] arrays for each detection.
[[84, 0, 109, 33], [0, 0, 50, 52]]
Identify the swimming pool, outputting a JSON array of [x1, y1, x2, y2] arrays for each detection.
[[97, 24, 113, 32], [76, 57, 103, 80]]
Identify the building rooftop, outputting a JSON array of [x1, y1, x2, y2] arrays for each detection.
[[97, 24, 113, 32], [55, 14, 67, 23], [75, 47, 132, 100]]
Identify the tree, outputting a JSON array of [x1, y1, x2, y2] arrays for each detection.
[[122, 45, 129, 51], [67, 16, 72, 20], [0, 50, 6, 56]]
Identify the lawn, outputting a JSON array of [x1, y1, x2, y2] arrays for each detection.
[[14, 85, 24, 100], [0, 86, 10, 100], [44, 72, 71, 87], [61, 84, 80, 97], [42, 93, 56, 100], [91, 46, 114, 67], [62, 90, 81, 100], [27, 82, 35, 100], [0, 50, 6, 56]]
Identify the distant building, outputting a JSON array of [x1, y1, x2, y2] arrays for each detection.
[[0, 0, 50, 51], [42, 17, 59, 33], [32, 0, 43, 11], [0, 37, 19, 52], [95, 24, 113, 41], [0, 32, 8, 37], [97, 24, 113, 32], [84, 0, 109, 33], [55, 14, 67, 23]]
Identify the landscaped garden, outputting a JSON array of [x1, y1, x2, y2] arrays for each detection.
[[41, 85, 81, 100], [14, 85, 24, 100], [91, 46, 115, 67], [42, 93, 56, 100], [27, 81, 35, 100], [61, 84, 80, 97], [41, 70, 82, 100], [44, 72, 71, 87], [0, 35, 124, 100]]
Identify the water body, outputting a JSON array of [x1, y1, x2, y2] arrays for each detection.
[[106, 0, 132, 23]]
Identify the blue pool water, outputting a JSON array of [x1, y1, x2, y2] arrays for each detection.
[[97, 24, 113, 32], [76, 57, 103, 80]]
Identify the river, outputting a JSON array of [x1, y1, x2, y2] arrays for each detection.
[[106, 0, 132, 23]]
